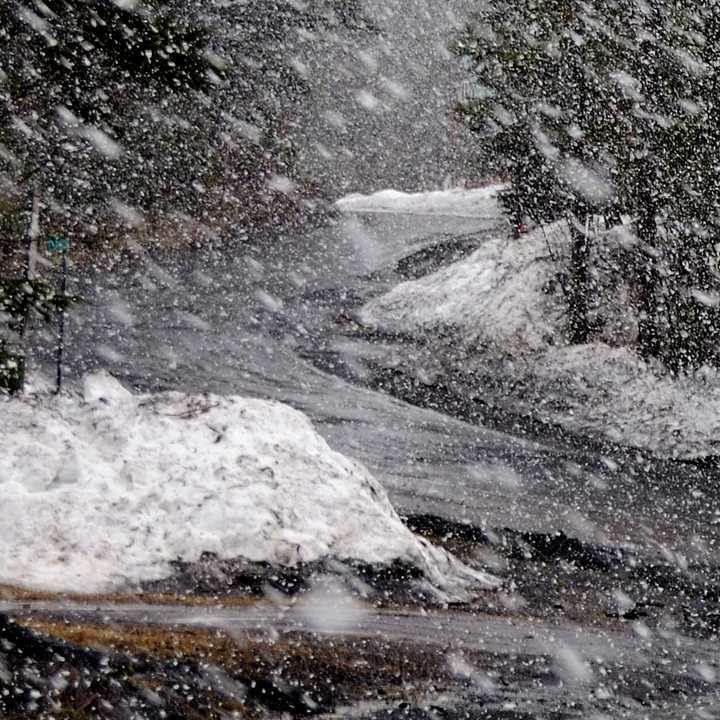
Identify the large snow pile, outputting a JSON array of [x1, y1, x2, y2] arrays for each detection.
[[336, 186, 503, 218], [359, 221, 720, 459], [0, 373, 497, 597], [360, 230, 563, 353]]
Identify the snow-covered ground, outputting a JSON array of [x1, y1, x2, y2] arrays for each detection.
[[349, 189, 720, 459], [532, 344, 720, 456], [361, 229, 563, 353], [0, 373, 497, 598], [336, 186, 503, 218]]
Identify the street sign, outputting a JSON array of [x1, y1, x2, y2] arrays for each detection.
[[47, 236, 70, 253]]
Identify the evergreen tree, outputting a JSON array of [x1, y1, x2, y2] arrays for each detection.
[[453, 0, 720, 368], [0, 1, 371, 392], [0, 0, 216, 392]]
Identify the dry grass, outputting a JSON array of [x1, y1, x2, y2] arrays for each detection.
[[18, 616, 448, 706], [19, 617, 244, 662], [0, 583, 262, 608]]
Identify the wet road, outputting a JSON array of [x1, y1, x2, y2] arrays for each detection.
[[3, 597, 719, 718], [17, 203, 720, 717], [45, 206, 720, 564]]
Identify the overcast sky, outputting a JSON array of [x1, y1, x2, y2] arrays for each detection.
[[297, 0, 475, 193]]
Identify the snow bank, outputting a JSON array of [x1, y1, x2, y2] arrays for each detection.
[[360, 221, 720, 459], [0, 373, 497, 598], [532, 344, 720, 457], [360, 230, 563, 353], [336, 186, 503, 218]]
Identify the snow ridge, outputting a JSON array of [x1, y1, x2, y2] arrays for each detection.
[[336, 186, 503, 218], [0, 373, 497, 598]]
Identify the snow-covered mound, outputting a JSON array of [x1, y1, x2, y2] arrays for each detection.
[[360, 221, 720, 459], [336, 185, 503, 218], [360, 230, 562, 353], [0, 373, 497, 598], [532, 344, 720, 457]]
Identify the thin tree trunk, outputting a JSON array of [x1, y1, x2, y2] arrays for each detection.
[[21, 188, 39, 302], [635, 203, 661, 360], [568, 214, 591, 344], [12, 187, 40, 394]]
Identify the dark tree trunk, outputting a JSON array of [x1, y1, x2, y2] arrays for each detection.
[[635, 203, 661, 360], [568, 215, 591, 344], [10, 187, 39, 395]]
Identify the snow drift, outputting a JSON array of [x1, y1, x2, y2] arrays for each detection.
[[0, 373, 497, 598], [336, 186, 503, 218], [355, 197, 720, 459], [360, 229, 562, 353]]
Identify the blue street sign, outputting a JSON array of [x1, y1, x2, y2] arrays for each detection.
[[47, 236, 70, 253]]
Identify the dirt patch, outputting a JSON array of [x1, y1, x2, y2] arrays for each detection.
[[140, 554, 444, 607], [395, 236, 480, 280], [1, 613, 448, 719], [403, 514, 492, 562]]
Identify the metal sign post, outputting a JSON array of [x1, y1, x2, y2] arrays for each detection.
[[47, 236, 70, 394]]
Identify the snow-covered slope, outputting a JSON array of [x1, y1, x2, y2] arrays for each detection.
[[532, 344, 720, 457], [0, 373, 497, 598], [336, 186, 503, 218], [356, 212, 720, 459], [360, 230, 562, 353]]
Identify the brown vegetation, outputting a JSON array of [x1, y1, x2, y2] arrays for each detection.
[[0, 583, 261, 608], [14, 615, 448, 713]]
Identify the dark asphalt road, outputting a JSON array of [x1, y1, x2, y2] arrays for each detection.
[[14, 204, 720, 717], [45, 207, 720, 565]]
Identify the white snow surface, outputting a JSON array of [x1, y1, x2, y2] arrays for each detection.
[[336, 185, 503, 218], [532, 344, 720, 457], [360, 230, 562, 353], [357, 211, 720, 459], [0, 373, 498, 596]]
